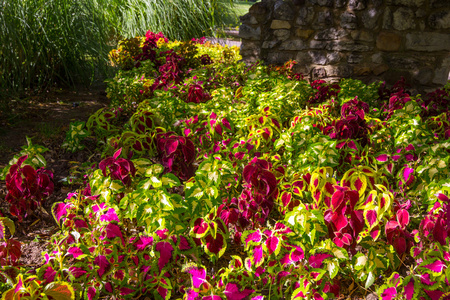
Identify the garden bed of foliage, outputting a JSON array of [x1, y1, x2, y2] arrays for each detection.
[[1, 31, 450, 300]]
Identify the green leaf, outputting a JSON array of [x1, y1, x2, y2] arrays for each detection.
[[365, 271, 375, 289], [0, 217, 15, 239], [354, 253, 367, 270], [44, 282, 75, 300], [327, 261, 339, 279], [161, 173, 181, 188]]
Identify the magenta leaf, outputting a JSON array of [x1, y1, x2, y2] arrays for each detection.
[[187, 266, 206, 289], [244, 230, 262, 247], [94, 255, 110, 278], [186, 290, 200, 300], [202, 296, 222, 300], [375, 154, 389, 162], [404, 278, 415, 300], [43, 266, 56, 283], [396, 209, 410, 230], [155, 241, 174, 271], [134, 236, 153, 251], [380, 287, 397, 300], [224, 282, 254, 300], [253, 244, 263, 266], [308, 253, 333, 268], [365, 210, 377, 227], [265, 236, 279, 255], [105, 223, 123, 243], [421, 259, 445, 273], [205, 232, 225, 255], [68, 247, 84, 259], [87, 287, 97, 300]]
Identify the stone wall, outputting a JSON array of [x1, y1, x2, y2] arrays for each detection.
[[239, 0, 450, 92]]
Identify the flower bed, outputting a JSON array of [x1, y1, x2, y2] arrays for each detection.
[[1, 31, 450, 300]]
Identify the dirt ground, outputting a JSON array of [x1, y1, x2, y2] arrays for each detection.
[[0, 86, 109, 269]]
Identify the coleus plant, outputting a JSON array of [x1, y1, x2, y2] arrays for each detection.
[[4, 155, 54, 221]]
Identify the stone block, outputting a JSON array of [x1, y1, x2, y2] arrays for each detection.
[[392, 0, 425, 6], [327, 52, 342, 63], [262, 40, 280, 49], [362, 8, 380, 29], [413, 68, 433, 84], [376, 32, 402, 51], [433, 67, 450, 85], [325, 65, 353, 77], [239, 25, 261, 40], [348, 0, 366, 10], [318, 0, 334, 6], [348, 53, 363, 64], [296, 7, 315, 25], [240, 14, 258, 25], [279, 39, 307, 50], [249, 2, 269, 23], [428, 11, 450, 29], [314, 28, 348, 40], [354, 65, 372, 75], [309, 40, 328, 49], [273, 29, 291, 41], [296, 29, 315, 39], [351, 30, 375, 42], [326, 40, 372, 51], [274, 0, 295, 20], [382, 8, 392, 29], [430, 0, 450, 8], [371, 0, 383, 7], [311, 67, 327, 79], [405, 33, 450, 51], [373, 64, 389, 75], [341, 11, 358, 29], [393, 8, 416, 30], [315, 11, 334, 27], [308, 50, 328, 64], [334, 0, 347, 7], [266, 51, 297, 65], [271, 20, 292, 29], [371, 53, 384, 64]]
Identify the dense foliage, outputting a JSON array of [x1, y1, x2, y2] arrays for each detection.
[[1, 32, 450, 300]]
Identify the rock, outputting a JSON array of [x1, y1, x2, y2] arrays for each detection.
[[314, 28, 348, 40], [262, 40, 279, 49], [279, 39, 306, 50], [376, 32, 402, 51], [273, 29, 291, 41], [362, 8, 380, 29], [315, 11, 334, 27], [327, 52, 342, 63], [296, 29, 315, 39], [351, 30, 375, 42], [354, 65, 372, 75], [240, 42, 261, 57], [334, 0, 347, 7], [430, 0, 450, 8], [341, 11, 358, 29], [405, 32, 450, 51], [382, 7, 393, 29], [348, 53, 363, 64], [274, 0, 295, 20], [309, 51, 328, 64], [326, 40, 372, 51], [428, 11, 450, 29], [249, 2, 269, 23], [309, 40, 328, 49], [266, 51, 297, 64], [318, 0, 333, 6], [371, 53, 384, 64], [296, 7, 315, 25], [392, 0, 425, 6], [393, 8, 416, 30], [371, 0, 383, 7], [373, 64, 389, 75], [311, 67, 327, 78], [413, 68, 433, 84], [348, 0, 366, 10], [239, 25, 261, 40], [271, 20, 292, 29], [240, 14, 258, 25], [433, 67, 449, 85], [415, 9, 426, 18], [325, 65, 353, 76]]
